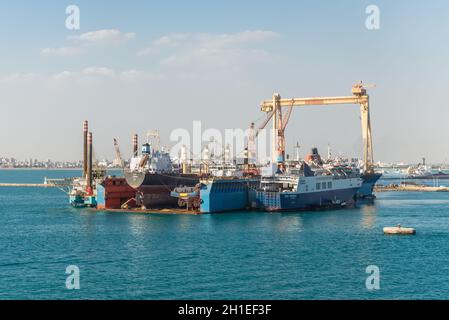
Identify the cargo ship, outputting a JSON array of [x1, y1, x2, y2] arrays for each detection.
[[124, 141, 199, 209], [255, 161, 362, 212]]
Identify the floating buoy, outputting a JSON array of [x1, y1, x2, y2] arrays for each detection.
[[383, 224, 416, 235]]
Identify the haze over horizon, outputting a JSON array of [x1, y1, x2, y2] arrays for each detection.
[[1, 1, 448, 163]]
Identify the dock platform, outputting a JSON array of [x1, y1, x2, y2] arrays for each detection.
[[95, 207, 201, 215], [0, 183, 56, 188]]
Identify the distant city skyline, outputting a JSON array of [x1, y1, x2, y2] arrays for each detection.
[[1, 1, 448, 163]]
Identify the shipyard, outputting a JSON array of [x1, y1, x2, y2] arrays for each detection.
[[8, 81, 448, 215], [2, 0, 449, 306], [35, 82, 382, 216]]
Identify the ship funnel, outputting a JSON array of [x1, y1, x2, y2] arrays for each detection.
[[224, 144, 231, 164], [180, 145, 188, 163], [133, 134, 138, 156], [87, 132, 93, 194], [201, 147, 210, 174], [248, 123, 256, 163], [83, 121, 88, 177], [180, 145, 191, 174], [202, 147, 210, 161], [244, 148, 249, 165]]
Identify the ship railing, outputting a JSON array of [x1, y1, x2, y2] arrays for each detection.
[[44, 177, 79, 194]]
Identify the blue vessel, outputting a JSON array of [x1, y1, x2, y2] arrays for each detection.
[[255, 163, 362, 212], [199, 177, 260, 213], [357, 172, 382, 200], [69, 194, 97, 208]]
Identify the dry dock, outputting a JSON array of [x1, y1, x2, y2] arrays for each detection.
[[95, 208, 201, 215]]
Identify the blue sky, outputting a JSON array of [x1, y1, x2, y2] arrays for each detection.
[[1, 0, 448, 162]]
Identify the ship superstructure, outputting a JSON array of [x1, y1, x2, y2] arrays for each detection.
[[255, 149, 362, 211]]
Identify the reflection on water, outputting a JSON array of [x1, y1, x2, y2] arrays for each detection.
[[360, 203, 377, 229], [127, 214, 150, 238], [274, 214, 303, 233], [79, 208, 98, 237]]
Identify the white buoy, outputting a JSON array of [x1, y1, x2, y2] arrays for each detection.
[[383, 224, 416, 235]]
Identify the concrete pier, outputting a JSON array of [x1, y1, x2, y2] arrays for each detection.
[[0, 183, 56, 188]]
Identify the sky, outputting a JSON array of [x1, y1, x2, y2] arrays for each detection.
[[0, 0, 448, 163]]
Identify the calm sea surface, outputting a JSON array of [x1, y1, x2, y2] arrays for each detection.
[[1, 170, 449, 300]]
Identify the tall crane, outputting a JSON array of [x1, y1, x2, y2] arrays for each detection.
[[249, 100, 294, 160], [113, 138, 125, 168], [259, 82, 375, 174], [146, 130, 161, 151]]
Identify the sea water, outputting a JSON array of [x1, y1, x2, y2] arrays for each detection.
[[0, 170, 449, 299]]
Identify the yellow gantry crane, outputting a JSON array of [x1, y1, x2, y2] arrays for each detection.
[[260, 82, 375, 174]]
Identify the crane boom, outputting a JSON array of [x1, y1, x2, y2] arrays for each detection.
[[256, 110, 275, 137], [113, 138, 125, 168], [260, 83, 374, 174], [281, 101, 294, 131]]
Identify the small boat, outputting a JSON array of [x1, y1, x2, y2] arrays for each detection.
[[383, 225, 416, 235]]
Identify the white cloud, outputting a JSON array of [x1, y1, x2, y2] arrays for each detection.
[[81, 67, 116, 77], [52, 71, 72, 80], [143, 31, 278, 51], [41, 47, 86, 57], [0, 73, 42, 84], [50, 68, 116, 81], [137, 47, 159, 56], [1, 68, 156, 86], [41, 29, 136, 58], [69, 29, 136, 45], [120, 69, 149, 80], [137, 30, 280, 68], [43, 67, 154, 83], [193, 30, 279, 47], [153, 33, 190, 47]]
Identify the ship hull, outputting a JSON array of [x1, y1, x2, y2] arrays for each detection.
[[256, 187, 359, 212], [200, 178, 260, 213], [357, 172, 382, 199], [96, 177, 137, 210], [124, 170, 199, 208]]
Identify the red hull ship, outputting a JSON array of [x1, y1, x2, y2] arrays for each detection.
[[97, 177, 137, 210]]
